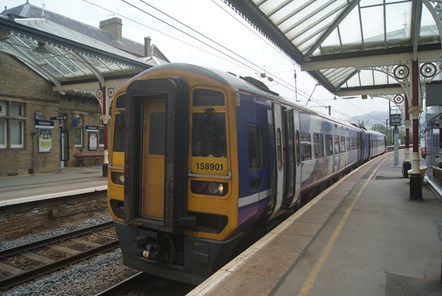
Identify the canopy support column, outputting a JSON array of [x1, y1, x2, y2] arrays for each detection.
[[409, 61, 423, 200], [402, 96, 411, 177]]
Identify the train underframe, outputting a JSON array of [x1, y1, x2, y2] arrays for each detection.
[[114, 221, 243, 284]]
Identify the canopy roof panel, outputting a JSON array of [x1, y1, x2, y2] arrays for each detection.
[[0, 16, 155, 88], [0, 3, 169, 92], [224, 0, 442, 96]]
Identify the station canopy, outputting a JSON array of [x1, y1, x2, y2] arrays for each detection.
[[0, 15, 161, 93], [224, 0, 442, 97]]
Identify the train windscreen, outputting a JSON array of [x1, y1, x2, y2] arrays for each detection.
[[190, 89, 228, 178]]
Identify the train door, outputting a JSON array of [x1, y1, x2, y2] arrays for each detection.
[[368, 134, 372, 159], [125, 78, 189, 233], [292, 109, 301, 207], [141, 99, 165, 219], [271, 103, 284, 218], [282, 108, 295, 208]]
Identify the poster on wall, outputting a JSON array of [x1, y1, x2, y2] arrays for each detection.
[[87, 125, 99, 151], [38, 128, 52, 152], [89, 132, 98, 150]]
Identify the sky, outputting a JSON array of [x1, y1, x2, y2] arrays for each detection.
[[2, 0, 392, 122]]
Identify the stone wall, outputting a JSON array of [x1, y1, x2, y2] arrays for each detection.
[[0, 191, 109, 241], [0, 53, 106, 176]]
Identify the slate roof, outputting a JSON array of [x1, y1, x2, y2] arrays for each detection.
[[1, 1, 170, 62]]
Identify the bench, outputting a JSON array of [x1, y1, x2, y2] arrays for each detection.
[[74, 151, 104, 166]]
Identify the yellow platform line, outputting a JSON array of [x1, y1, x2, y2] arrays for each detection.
[[297, 157, 387, 296]]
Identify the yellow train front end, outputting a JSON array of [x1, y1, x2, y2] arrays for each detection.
[[107, 64, 241, 284]]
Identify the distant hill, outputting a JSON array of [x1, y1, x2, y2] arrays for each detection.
[[349, 111, 389, 128]]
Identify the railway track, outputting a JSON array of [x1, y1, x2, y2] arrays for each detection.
[[0, 221, 118, 290]]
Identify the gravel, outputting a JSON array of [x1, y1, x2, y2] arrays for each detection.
[[0, 215, 112, 251], [4, 249, 136, 296], [1, 214, 138, 295], [1, 214, 194, 295]]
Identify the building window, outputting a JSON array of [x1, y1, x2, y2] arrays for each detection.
[[0, 101, 25, 149], [0, 119, 6, 148], [99, 127, 104, 147], [10, 120, 24, 148], [74, 127, 83, 147], [73, 114, 83, 147]]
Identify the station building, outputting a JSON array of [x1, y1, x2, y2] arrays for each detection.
[[0, 2, 169, 176]]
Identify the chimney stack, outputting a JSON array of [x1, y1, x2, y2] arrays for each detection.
[[100, 17, 122, 40], [144, 37, 152, 57]]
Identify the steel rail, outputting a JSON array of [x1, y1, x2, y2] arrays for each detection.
[[0, 221, 117, 290], [0, 240, 119, 290], [0, 221, 113, 259]]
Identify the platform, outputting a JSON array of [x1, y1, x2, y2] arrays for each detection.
[[190, 152, 442, 296], [0, 166, 107, 207]]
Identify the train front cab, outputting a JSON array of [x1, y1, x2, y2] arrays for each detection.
[[109, 75, 242, 284]]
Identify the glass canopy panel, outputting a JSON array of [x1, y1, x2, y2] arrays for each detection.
[[289, 12, 341, 54], [363, 0, 384, 5], [321, 68, 355, 87], [346, 73, 362, 88], [338, 6, 363, 51], [11, 35, 81, 81], [385, 2, 412, 46], [361, 5, 385, 48], [320, 29, 341, 54], [281, 0, 345, 38], [420, 3, 441, 45], [359, 69, 374, 86], [373, 70, 390, 85], [266, 1, 315, 27], [61, 52, 92, 77], [255, 0, 297, 17]]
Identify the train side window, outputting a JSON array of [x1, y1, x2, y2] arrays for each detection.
[[334, 135, 340, 154], [113, 112, 125, 152], [277, 128, 283, 169], [313, 133, 324, 158], [149, 112, 166, 155], [296, 131, 301, 164], [115, 94, 125, 108], [340, 136, 346, 152], [325, 134, 333, 156], [300, 132, 312, 161], [248, 126, 264, 169]]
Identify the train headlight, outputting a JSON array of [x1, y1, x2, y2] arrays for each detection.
[[191, 181, 228, 196], [111, 172, 125, 185], [208, 183, 218, 194]]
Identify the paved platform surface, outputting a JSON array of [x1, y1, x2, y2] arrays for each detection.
[[190, 153, 442, 296], [0, 166, 107, 207]]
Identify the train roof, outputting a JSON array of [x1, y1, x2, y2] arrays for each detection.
[[139, 63, 361, 131], [362, 129, 386, 137]]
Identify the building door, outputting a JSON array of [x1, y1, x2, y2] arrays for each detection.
[[60, 128, 69, 168]]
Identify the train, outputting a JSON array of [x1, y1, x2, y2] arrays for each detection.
[[107, 63, 386, 284]]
